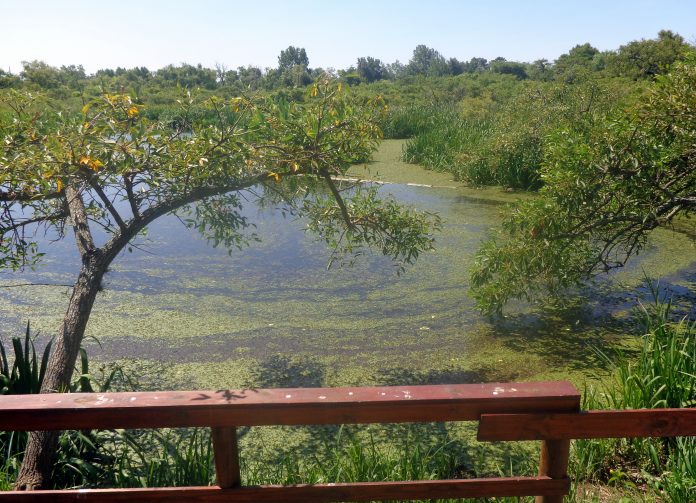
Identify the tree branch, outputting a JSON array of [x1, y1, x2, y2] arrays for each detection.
[[64, 186, 96, 257], [320, 169, 353, 229]]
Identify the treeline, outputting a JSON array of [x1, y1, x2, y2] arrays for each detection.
[[0, 30, 690, 96], [391, 31, 695, 190]]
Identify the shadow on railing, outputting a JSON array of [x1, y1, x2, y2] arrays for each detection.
[[0, 381, 694, 502]]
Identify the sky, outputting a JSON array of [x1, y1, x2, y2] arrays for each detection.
[[1, 0, 695, 74]]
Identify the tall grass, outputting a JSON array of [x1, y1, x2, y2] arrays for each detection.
[[400, 80, 631, 190], [380, 104, 454, 140], [0, 323, 133, 488], [571, 284, 696, 501]]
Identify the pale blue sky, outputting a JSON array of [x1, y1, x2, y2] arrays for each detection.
[[1, 0, 694, 74]]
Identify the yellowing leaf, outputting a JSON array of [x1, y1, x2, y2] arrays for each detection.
[[56, 179, 63, 192], [268, 172, 281, 183], [127, 106, 139, 118], [78, 156, 104, 171]]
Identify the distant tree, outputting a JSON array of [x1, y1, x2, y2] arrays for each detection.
[[339, 67, 361, 86], [490, 60, 528, 79], [385, 60, 406, 79], [607, 30, 693, 79], [58, 65, 86, 88], [283, 64, 312, 87], [237, 65, 264, 89], [554, 43, 600, 79], [406, 45, 448, 76], [447, 57, 464, 76], [278, 46, 309, 71], [20, 61, 62, 89], [528, 59, 553, 80], [462, 57, 489, 73], [0, 69, 20, 88], [155, 64, 217, 89], [356, 57, 386, 83]]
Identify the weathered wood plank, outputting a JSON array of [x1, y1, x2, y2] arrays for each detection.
[[536, 439, 570, 503], [478, 409, 696, 441], [0, 382, 579, 431], [0, 477, 570, 502], [212, 427, 240, 488]]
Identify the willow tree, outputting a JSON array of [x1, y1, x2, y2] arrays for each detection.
[[0, 79, 438, 489], [470, 59, 695, 315]]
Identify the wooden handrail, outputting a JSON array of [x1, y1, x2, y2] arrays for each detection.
[[0, 381, 580, 502], [3, 382, 690, 502], [0, 478, 571, 502], [0, 381, 581, 430], [477, 408, 696, 441]]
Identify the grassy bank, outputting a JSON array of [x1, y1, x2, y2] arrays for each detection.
[[392, 79, 641, 190]]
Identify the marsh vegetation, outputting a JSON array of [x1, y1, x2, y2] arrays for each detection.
[[1, 30, 695, 500]]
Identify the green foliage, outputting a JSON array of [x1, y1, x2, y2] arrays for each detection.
[[606, 30, 694, 79], [571, 288, 696, 500], [490, 60, 528, 80], [404, 79, 627, 189], [1, 79, 437, 275], [0, 322, 51, 395], [357, 57, 387, 83], [470, 59, 696, 314], [278, 46, 309, 71], [110, 428, 214, 488], [0, 323, 132, 487], [406, 45, 449, 77], [380, 104, 455, 140], [305, 185, 441, 274]]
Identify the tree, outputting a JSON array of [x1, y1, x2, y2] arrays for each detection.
[[406, 45, 448, 77], [462, 57, 488, 73], [236, 65, 263, 89], [357, 57, 386, 83], [1, 80, 438, 488], [490, 60, 528, 79], [447, 57, 464, 76], [20, 61, 63, 89], [278, 46, 309, 71], [470, 59, 696, 315], [0, 69, 20, 88], [607, 30, 692, 79]]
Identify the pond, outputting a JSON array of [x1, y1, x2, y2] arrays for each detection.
[[1, 140, 695, 392]]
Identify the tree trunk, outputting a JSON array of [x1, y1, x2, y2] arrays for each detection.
[[13, 254, 106, 490]]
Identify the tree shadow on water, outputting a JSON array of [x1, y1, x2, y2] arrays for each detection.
[[372, 365, 523, 387], [486, 274, 695, 376], [249, 353, 327, 389]]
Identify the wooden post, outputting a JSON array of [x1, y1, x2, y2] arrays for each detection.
[[536, 439, 570, 503], [212, 426, 241, 488]]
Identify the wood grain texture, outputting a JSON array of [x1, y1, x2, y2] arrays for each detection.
[[535, 440, 570, 503], [0, 382, 580, 431], [478, 409, 696, 441], [0, 477, 570, 502], [212, 427, 240, 488]]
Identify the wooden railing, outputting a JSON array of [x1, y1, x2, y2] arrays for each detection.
[[0, 381, 693, 502]]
